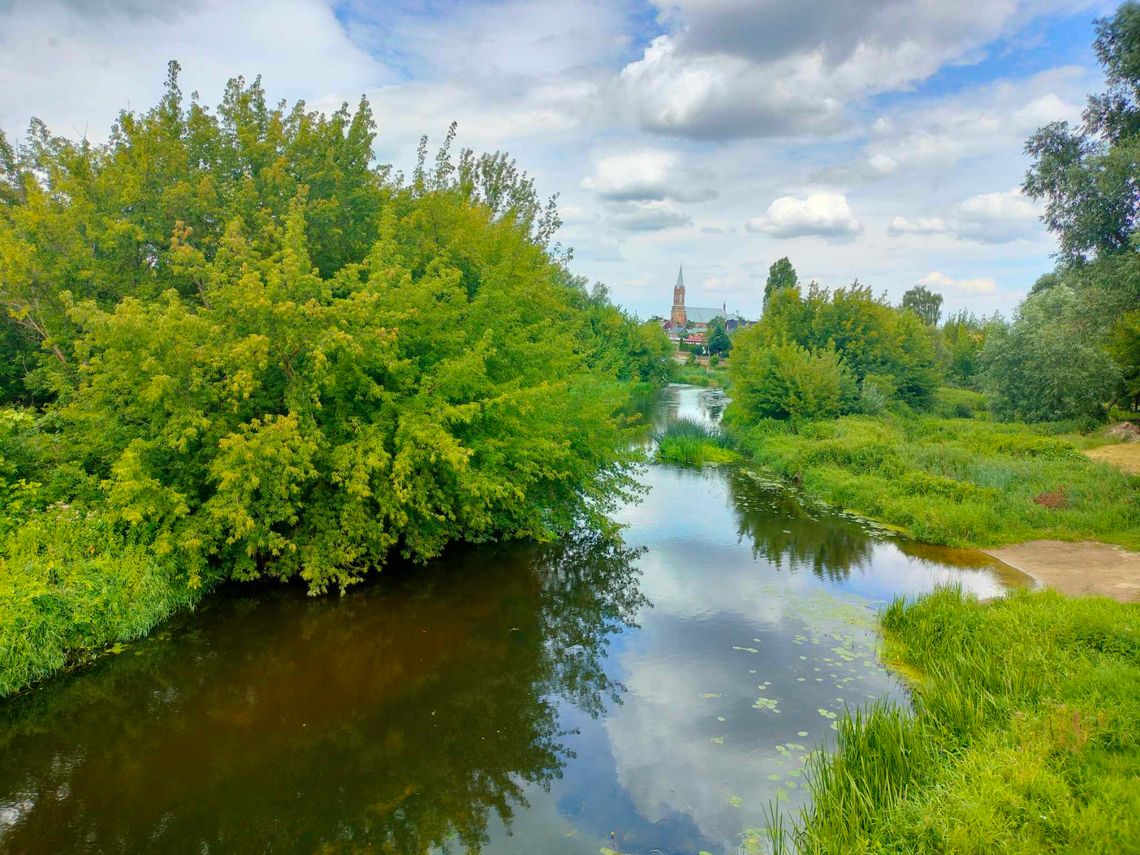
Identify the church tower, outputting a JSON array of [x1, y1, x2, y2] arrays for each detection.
[[670, 265, 687, 326]]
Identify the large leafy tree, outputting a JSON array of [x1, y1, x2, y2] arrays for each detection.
[[981, 286, 1121, 422], [1016, 2, 1140, 413], [0, 68, 650, 596], [764, 257, 799, 308], [901, 285, 943, 327], [1024, 4, 1140, 263]]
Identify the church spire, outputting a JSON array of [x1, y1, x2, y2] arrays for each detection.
[[670, 263, 687, 327], [676, 264, 684, 288]]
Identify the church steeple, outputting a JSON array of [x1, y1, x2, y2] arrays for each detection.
[[670, 264, 687, 326]]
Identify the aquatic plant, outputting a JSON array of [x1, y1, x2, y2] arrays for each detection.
[[768, 587, 1140, 853]]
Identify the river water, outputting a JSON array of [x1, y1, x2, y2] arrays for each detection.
[[0, 386, 1027, 854]]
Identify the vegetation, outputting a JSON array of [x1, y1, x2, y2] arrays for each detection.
[[901, 285, 943, 327], [731, 412, 1139, 549], [730, 279, 938, 416], [764, 256, 798, 308], [0, 69, 669, 696], [654, 417, 737, 466], [772, 588, 1140, 853], [673, 360, 729, 388], [981, 284, 1120, 423]]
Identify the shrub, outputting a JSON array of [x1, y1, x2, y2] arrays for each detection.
[[931, 386, 989, 419], [730, 339, 855, 422], [981, 286, 1121, 423]]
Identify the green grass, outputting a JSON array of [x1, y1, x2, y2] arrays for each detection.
[[654, 418, 739, 466], [672, 361, 731, 388], [732, 412, 1140, 550], [0, 508, 206, 697], [771, 588, 1140, 853]]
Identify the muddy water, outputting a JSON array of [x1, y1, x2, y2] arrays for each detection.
[[0, 386, 1026, 854]]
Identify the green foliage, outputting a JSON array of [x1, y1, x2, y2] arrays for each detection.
[[1024, 3, 1140, 261], [901, 284, 943, 326], [654, 418, 737, 466], [706, 317, 732, 355], [0, 71, 655, 693], [730, 338, 854, 422], [764, 257, 799, 307], [732, 283, 939, 413], [777, 588, 1140, 853], [732, 412, 1140, 549], [0, 509, 206, 697], [931, 386, 989, 420], [981, 285, 1121, 423], [938, 310, 987, 388], [1108, 307, 1140, 409]]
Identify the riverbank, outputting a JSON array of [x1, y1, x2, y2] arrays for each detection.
[[985, 540, 1140, 603], [726, 412, 1140, 553], [774, 587, 1140, 853]]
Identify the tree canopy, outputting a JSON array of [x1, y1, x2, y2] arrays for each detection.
[[901, 285, 943, 327], [0, 66, 663, 599], [764, 257, 799, 308]]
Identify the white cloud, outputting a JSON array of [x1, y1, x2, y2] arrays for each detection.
[[954, 188, 1043, 242], [608, 199, 693, 231], [888, 216, 949, 236], [746, 192, 862, 239], [918, 271, 998, 294], [581, 149, 716, 202], [619, 0, 1100, 140], [889, 188, 1043, 243], [0, 0, 385, 138]]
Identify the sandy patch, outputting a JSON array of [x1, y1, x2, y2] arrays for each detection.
[[1083, 443, 1140, 475], [985, 541, 1140, 603]]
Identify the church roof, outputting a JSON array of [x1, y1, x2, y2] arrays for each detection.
[[686, 306, 726, 324]]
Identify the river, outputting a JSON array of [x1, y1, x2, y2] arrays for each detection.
[[0, 385, 1027, 854]]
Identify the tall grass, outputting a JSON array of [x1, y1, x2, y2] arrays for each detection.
[[770, 588, 1140, 853], [0, 508, 206, 697], [654, 418, 738, 466], [733, 412, 1140, 549]]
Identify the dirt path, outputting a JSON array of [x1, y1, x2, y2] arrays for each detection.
[[1083, 443, 1140, 475], [984, 541, 1140, 603]]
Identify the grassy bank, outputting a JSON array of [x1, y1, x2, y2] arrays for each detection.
[[0, 509, 207, 697], [730, 412, 1140, 550], [672, 361, 731, 388], [654, 418, 739, 466], [773, 588, 1140, 853]]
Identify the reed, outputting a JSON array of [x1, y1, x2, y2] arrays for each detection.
[[775, 588, 1140, 853]]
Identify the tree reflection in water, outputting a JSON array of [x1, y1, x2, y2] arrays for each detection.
[[726, 468, 876, 582], [0, 531, 646, 854]]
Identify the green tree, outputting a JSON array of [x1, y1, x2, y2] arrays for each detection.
[[729, 336, 853, 422], [901, 285, 943, 326], [939, 310, 987, 388], [764, 257, 799, 308], [0, 71, 651, 601], [706, 317, 732, 356], [1024, 4, 1140, 262], [980, 286, 1121, 422]]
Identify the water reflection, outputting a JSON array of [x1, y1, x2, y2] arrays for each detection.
[[0, 385, 1032, 855], [0, 534, 645, 854]]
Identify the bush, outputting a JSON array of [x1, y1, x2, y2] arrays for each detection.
[[931, 386, 989, 419], [981, 286, 1121, 423], [0, 509, 205, 696], [730, 339, 855, 422]]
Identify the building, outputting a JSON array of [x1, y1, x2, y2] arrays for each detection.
[[663, 265, 753, 342]]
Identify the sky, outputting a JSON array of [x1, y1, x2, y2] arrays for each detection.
[[0, 0, 1118, 320]]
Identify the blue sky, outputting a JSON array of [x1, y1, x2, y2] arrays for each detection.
[[0, 0, 1119, 319]]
